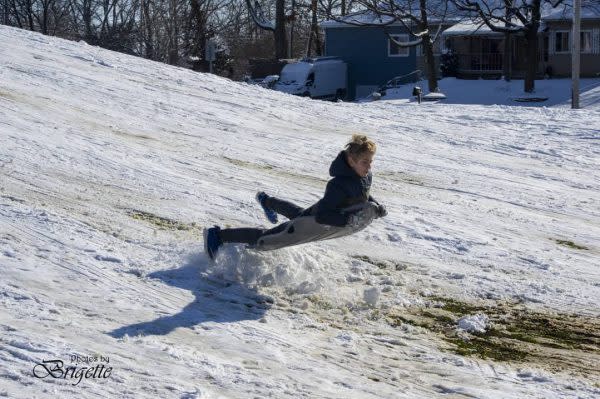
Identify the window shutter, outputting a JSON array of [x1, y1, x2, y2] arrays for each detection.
[[594, 28, 600, 55], [549, 31, 555, 55]]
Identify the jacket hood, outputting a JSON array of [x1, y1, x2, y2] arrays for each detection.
[[329, 151, 357, 177]]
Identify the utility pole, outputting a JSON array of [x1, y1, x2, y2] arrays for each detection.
[[572, 0, 581, 109], [1, 0, 7, 25]]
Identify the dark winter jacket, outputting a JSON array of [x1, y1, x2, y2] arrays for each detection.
[[302, 151, 378, 227]]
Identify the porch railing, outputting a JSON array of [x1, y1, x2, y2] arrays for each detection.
[[456, 53, 503, 72]]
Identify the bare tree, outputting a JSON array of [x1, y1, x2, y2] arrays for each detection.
[[306, 0, 322, 55], [452, 0, 567, 93], [318, 0, 359, 18], [246, 0, 289, 58]]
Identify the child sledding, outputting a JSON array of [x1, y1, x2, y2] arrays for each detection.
[[204, 135, 387, 261]]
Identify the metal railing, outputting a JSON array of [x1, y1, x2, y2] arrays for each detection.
[[380, 70, 422, 90], [456, 53, 503, 72]]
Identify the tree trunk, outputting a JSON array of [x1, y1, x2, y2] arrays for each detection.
[[41, 0, 49, 34], [83, 0, 94, 44], [189, 0, 207, 69], [168, 0, 179, 65], [26, 0, 34, 31], [274, 0, 287, 59], [419, 0, 437, 92], [503, 33, 511, 81], [503, 0, 512, 81], [524, 28, 538, 93], [141, 0, 154, 59], [422, 33, 438, 93], [524, 0, 541, 93], [10, 0, 23, 28], [289, 0, 295, 58], [307, 0, 318, 56]]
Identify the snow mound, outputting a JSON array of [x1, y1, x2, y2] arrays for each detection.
[[457, 314, 490, 334]]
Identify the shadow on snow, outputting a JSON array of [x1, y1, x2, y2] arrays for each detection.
[[108, 252, 271, 338]]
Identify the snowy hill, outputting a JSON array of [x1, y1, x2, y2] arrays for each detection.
[[1, 25, 600, 398]]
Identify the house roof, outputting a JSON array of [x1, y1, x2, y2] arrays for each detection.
[[441, 20, 508, 37], [320, 1, 463, 29], [441, 4, 600, 37], [321, 2, 600, 30], [544, 5, 600, 21]]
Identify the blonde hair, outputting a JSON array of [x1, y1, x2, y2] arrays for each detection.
[[345, 134, 376, 159]]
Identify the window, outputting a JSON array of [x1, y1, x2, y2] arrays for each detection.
[[389, 34, 410, 57], [554, 31, 593, 53], [555, 31, 569, 53], [581, 31, 592, 53]]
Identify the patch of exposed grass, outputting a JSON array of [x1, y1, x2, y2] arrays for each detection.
[[379, 171, 424, 186], [505, 314, 600, 350], [0, 89, 18, 101], [430, 296, 487, 315], [447, 336, 528, 361], [128, 210, 194, 231], [307, 295, 334, 311], [222, 156, 326, 186], [386, 296, 600, 366], [352, 255, 409, 271], [223, 156, 273, 170], [352, 255, 389, 269], [555, 239, 589, 250]]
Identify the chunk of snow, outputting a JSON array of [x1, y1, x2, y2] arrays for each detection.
[[363, 287, 381, 307], [457, 314, 490, 334]]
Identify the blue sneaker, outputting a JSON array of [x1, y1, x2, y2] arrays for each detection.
[[203, 226, 222, 261], [255, 191, 278, 224]]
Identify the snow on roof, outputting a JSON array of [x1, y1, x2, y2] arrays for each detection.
[[544, 5, 600, 20], [441, 4, 599, 37], [320, 10, 403, 29], [320, 2, 463, 29], [322, 2, 600, 30], [442, 19, 518, 37]]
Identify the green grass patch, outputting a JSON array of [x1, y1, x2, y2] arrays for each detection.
[[128, 210, 194, 231], [379, 171, 424, 186], [430, 296, 488, 315], [352, 255, 409, 271], [447, 336, 528, 361], [386, 296, 600, 365], [222, 156, 326, 186], [223, 156, 273, 170], [555, 239, 589, 250], [307, 295, 334, 311], [352, 255, 389, 269]]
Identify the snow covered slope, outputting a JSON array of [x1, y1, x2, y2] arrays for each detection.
[[1, 25, 599, 398]]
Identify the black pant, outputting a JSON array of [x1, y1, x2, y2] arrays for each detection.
[[220, 195, 304, 245]]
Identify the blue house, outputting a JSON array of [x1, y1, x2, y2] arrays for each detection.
[[321, 16, 418, 100], [322, 4, 600, 100]]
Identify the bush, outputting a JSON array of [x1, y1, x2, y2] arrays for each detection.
[[440, 51, 458, 78]]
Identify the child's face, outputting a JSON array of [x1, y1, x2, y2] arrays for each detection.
[[348, 153, 374, 177]]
